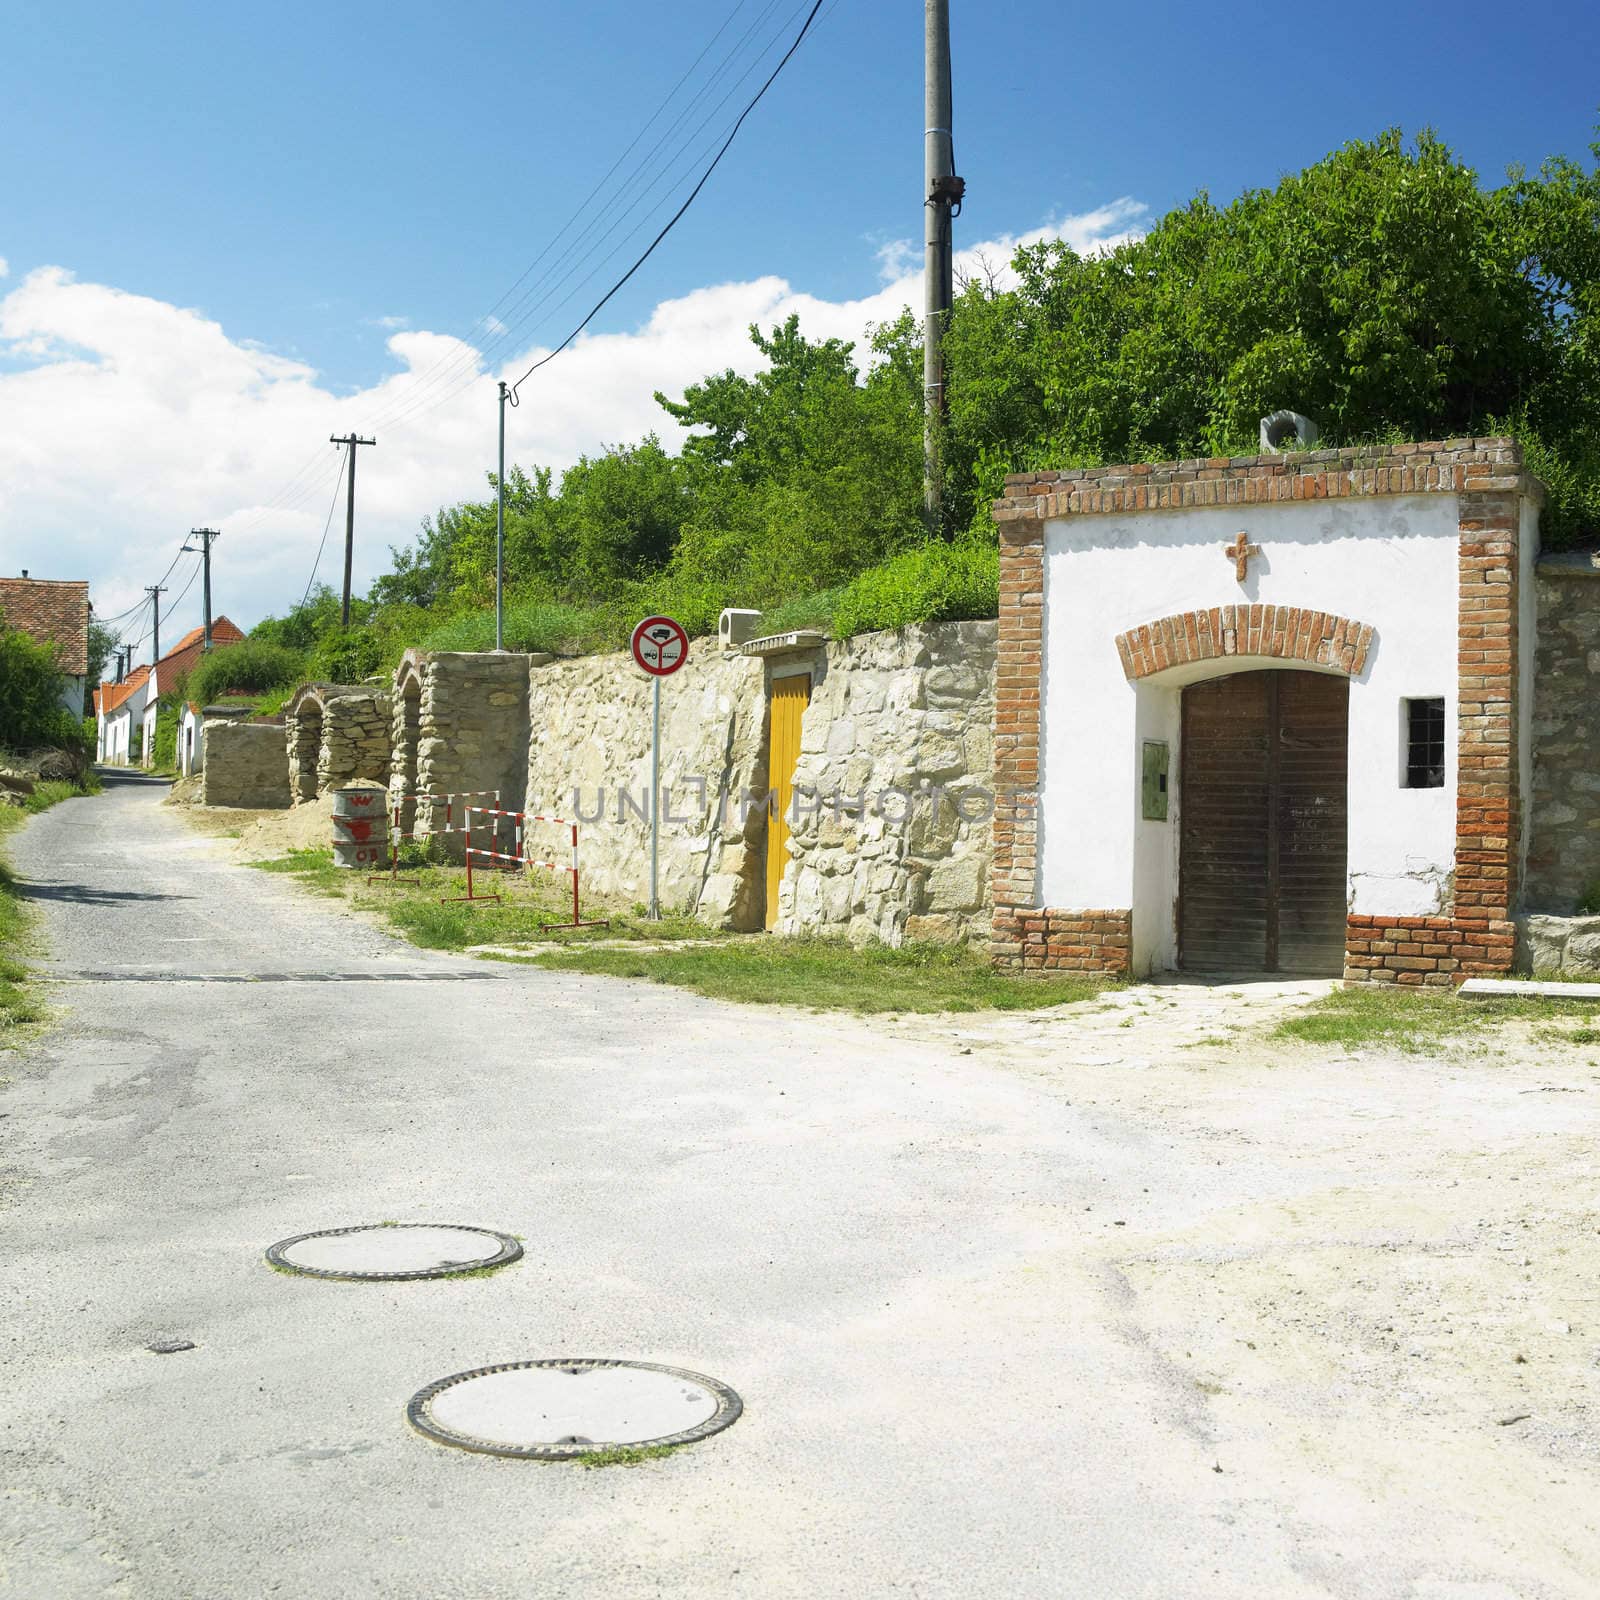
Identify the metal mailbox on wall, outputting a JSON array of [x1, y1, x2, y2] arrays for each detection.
[[1142, 740, 1169, 822]]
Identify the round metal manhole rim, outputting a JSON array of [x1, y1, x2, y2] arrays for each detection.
[[406, 1358, 744, 1459], [264, 1223, 523, 1281]]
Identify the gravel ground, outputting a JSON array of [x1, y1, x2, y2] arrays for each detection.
[[2, 770, 1598, 1599]]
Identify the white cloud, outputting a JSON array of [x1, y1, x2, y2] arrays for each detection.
[[0, 257, 9, 279], [0, 201, 1143, 659]]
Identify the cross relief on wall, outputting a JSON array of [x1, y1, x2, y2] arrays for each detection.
[[1224, 531, 1262, 582]]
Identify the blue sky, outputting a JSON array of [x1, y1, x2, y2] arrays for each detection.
[[2, 0, 1596, 653]]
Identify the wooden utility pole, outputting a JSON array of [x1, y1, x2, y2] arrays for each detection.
[[185, 529, 221, 648], [144, 585, 168, 663], [329, 434, 377, 624], [923, 0, 963, 527]]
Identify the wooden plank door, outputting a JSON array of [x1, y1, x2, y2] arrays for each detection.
[[764, 674, 811, 929], [1273, 669, 1349, 974], [1180, 670, 1348, 975], [1180, 673, 1272, 972]]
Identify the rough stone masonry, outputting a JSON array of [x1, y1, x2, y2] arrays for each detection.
[[202, 721, 291, 809]]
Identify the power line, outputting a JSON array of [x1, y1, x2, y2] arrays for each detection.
[[385, 0, 763, 405], [508, 0, 825, 399], [342, 0, 788, 439], [377, 0, 814, 436], [301, 446, 350, 607], [354, 0, 822, 441]]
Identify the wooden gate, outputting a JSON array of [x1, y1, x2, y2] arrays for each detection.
[[1179, 669, 1348, 975], [764, 674, 811, 929]]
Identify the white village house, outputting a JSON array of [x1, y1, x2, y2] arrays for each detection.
[[991, 435, 1539, 986], [95, 666, 152, 765]]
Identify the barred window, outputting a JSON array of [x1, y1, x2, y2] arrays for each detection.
[[1404, 697, 1446, 788]]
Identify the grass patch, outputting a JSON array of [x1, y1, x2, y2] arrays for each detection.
[[1274, 985, 1600, 1052], [1, 779, 102, 1043], [247, 849, 1105, 1014], [529, 935, 1111, 1014], [250, 848, 722, 949], [0, 819, 45, 1036], [576, 1443, 684, 1469]]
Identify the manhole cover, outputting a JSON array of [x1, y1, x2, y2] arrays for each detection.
[[265, 1224, 522, 1281], [407, 1358, 742, 1459]]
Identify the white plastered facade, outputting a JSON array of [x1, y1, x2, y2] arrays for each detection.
[[1040, 495, 1466, 976]]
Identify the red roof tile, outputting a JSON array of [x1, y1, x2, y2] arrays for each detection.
[[0, 577, 90, 675], [98, 664, 151, 716]]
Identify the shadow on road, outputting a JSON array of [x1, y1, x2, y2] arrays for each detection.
[[20, 882, 191, 907], [94, 767, 173, 790]]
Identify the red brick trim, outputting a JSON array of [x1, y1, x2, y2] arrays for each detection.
[[1115, 606, 1373, 681], [993, 907, 1131, 974], [995, 438, 1539, 521], [993, 515, 1045, 919]]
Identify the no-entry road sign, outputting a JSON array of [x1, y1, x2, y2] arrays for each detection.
[[631, 615, 689, 677]]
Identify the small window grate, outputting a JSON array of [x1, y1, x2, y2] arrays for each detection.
[[1404, 697, 1446, 788]]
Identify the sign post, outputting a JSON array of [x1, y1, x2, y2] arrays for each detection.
[[630, 615, 689, 920]]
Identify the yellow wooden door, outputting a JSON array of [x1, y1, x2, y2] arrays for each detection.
[[764, 674, 811, 929]]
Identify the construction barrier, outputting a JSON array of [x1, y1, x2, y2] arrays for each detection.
[[367, 789, 501, 884], [442, 806, 608, 930]]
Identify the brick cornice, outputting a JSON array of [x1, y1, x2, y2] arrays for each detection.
[[994, 438, 1541, 523], [1116, 606, 1374, 680]]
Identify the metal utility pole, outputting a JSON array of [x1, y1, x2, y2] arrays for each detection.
[[496, 382, 508, 652], [184, 529, 221, 649], [144, 584, 168, 663], [923, 0, 963, 527], [329, 434, 377, 625]]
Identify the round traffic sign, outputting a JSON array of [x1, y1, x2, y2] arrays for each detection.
[[630, 615, 689, 677]]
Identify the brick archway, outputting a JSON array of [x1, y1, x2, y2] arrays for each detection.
[[1114, 605, 1374, 681]]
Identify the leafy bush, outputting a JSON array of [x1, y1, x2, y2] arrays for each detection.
[[150, 701, 181, 771], [189, 640, 305, 705], [0, 620, 82, 750], [830, 537, 999, 638]]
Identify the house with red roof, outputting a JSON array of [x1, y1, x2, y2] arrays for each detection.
[[0, 573, 91, 718], [95, 666, 152, 765], [135, 619, 245, 768]]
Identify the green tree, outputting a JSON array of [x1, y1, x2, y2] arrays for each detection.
[[86, 620, 118, 687], [0, 620, 79, 749], [942, 128, 1600, 541]]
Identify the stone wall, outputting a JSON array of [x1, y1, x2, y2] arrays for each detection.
[[317, 690, 391, 794], [518, 620, 997, 938], [202, 722, 290, 809], [1517, 913, 1600, 977], [286, 697, 321, 803], [285, 684, 392, 804], [411, 652, 540, 858], [778, 621, 997, 943], [524, 645, 766, 926], [1524, 554, 1600, 914]]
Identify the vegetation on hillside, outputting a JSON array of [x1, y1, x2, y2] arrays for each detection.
[[244, 129, 1600, 682]]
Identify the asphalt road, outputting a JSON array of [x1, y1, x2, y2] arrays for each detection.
[[0, 773, 1575, 1598]]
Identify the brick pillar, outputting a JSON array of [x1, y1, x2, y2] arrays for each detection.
[[1453, 488, 1521, 970], [992, 513, 1044, 966]]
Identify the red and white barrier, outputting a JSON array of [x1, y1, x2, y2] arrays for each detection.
[[440, 806, 608, 929], [366, 789, 501, 884]]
